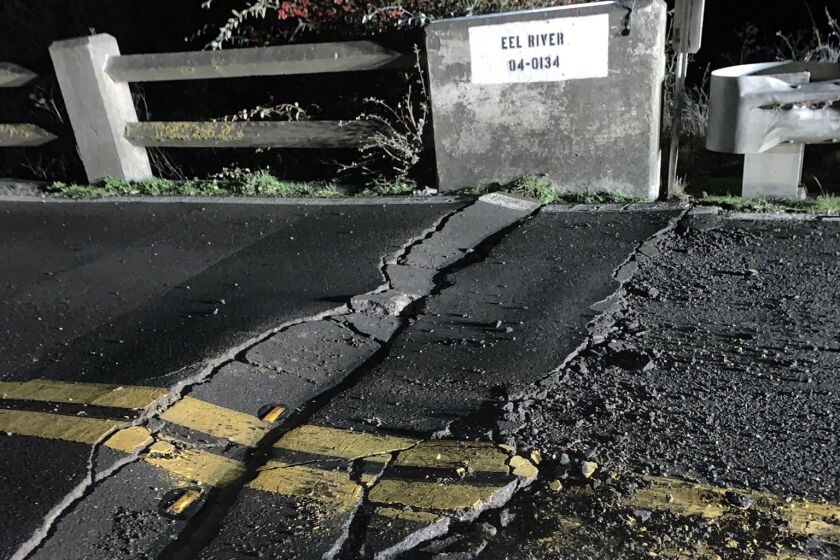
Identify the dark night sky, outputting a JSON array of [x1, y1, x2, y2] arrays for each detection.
[[0, 0, 835, 71]]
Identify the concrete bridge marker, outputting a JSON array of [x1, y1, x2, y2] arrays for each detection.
[[425, 0, 667, 199]]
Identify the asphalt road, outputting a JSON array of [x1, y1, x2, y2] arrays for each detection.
[[0, 200, 837, 560], [0, 198, 466, 559]]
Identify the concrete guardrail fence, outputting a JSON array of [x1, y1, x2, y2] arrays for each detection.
[[49, 35, 412, 183], [0, 63, 57, 148]]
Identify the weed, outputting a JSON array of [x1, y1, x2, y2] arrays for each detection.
[[511, 175, 557, 204], [357, 180, 416, 197], [812, 195, 840, 213], [340, 47, 428, 188], [237, 170, 284, 195], [47, 173, 344, 200], [553, 191, 645, 205], [698, 194, 840, 214], [460, 184, 497, 196]]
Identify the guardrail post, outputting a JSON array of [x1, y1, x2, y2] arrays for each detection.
[[743, 144, 805, 199], [49, 34, 152, 182]]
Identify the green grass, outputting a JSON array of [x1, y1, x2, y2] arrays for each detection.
[[357, 180, 416, 197], [512, 176, 557, 204], [552, 191, 647, 205], [697, 194, 840, 214], [456, 176, 558, 203], [48, 173, 345, 200], [458, 177, 648, 205]]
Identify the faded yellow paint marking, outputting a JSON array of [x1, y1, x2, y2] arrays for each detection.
[[249, 460, 363, 510], [167, 489, 202, 515], [630, 477, 727, 518], [629, 476, 840, 544], [761, 552, 817, 560], [274, 424, 418, 460], [374, 507, 446, 524], [369, 479, 504, 511], [0, 379, 164, 410], [392, 440, 510, 474], [146, 447, 244, 488], [104, 426, 154, 452], [0, 409, 153, 454], [159, 397, 271, 447], [0, 408, 124, 445]]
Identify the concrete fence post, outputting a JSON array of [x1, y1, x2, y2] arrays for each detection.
[[49, 34, 152, 183]]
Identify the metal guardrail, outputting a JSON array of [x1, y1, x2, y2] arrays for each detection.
[[706, 61, 840, 198], [49, 35, 411, 183], [0, 63, 57, 148]]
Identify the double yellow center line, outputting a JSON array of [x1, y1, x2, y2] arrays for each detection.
[[0, 379, 536, 514]]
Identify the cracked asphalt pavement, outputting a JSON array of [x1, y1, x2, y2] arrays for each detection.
[[0, 198, 838, 560]]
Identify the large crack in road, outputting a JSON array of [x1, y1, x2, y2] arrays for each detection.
[[6, 201, 835, 560], [470, 210, 840, 560], [10, 194, 541, 560]]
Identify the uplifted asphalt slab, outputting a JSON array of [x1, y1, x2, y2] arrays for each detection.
[[190, 206, 685, 560]]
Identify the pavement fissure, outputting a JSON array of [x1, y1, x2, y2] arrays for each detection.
[[10, 303, 350, 560], [148, 195, 540, 559]]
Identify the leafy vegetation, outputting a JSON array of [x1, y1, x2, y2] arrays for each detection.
[[48, 173, 344, 199], [357, 181, 415, 197], [697, 194, 840, 213], [457, 176, 652, 205], [511, 176, 557, 204], [552, 191, 647, 205], [200, 0, 592, 48]]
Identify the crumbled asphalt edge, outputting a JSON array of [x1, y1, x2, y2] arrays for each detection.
[[509, 206, 690, 406], [150, 195, 540, 559], [11, 199, 480, 560], [401, 207, 692, 558]]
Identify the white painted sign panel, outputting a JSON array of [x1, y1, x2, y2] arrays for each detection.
[[468, 14, 610, 85]]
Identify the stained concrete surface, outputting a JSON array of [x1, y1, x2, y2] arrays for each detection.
[[425, 0, 666, 197]]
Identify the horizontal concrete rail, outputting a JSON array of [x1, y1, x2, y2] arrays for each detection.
[[125, 121, 380, 149], [0, 64, 56, 148], [0, 63, 37, 88], [107, 41, 412, 82], [0, 123, 57, 147]]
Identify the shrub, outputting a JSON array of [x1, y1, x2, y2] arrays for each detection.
[[200, 0, 591, 47]]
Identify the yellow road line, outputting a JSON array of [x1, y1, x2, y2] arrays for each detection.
[[105, 426, 155, 453], [5, 400, 835, 547], [0, 379, 273, 446], [0, 408, 124, 446], [159, 396, 271, 447], [0, 410, 518, 515], [368, 478, 509, 512], [628, 476, 840, 544], [374, 507, 447, 524], [146, 446, 245, 488], [249, 460, 364, 510], [391, 440, 512, 474], [274, 424, 418, 460], [0, 379, 165, 410]]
